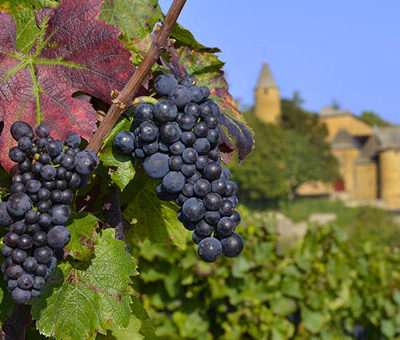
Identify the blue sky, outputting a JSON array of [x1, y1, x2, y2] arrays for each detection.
[[159, 0, 400, 123]]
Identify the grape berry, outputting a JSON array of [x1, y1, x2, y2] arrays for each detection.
[[0, 122, 97, 303], [114, 74, 244, 262]]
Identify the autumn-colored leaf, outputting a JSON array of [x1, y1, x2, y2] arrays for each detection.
[[0, 0, 135, 171]]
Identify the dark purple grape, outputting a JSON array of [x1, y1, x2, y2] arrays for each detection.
[[11, 220, 26, 234], [194, 122, 209, 138], [34, 247, 53, 264], [9, 147, 26, 163], [38, 153, 51, 164], [11, 182, 26, 194], [11, 121, 33, 141], [169, 155, 183, 171], [38, 188, 51, 201], [0, 202, 13, 226], [181, 131, 196, 146], [217, 217, 235, 237], [18, 159, 31, 173], [17, 234, 33, 250], [11, 248, 27, 264], [154, 99, 178, 122], [23, 257, 38, 273], [198, 237, 222, 262], [35, 124, 50, 138], [160, 122, 181, 144], [182, 148, 198, 164], [193, 138, 210, 154], [169, 85, 192, 108], [162, 171, 185, 194], [60, 154, 76, 170], [143, 153, 170, 179], [182, 198, 206, 222], [184, 103, 200, 117], [194, 179, 211, 198], [65, 133, 81, 148], [154, 74, 178, 95], [47, 226, 71, 248], [113, 131, 135, 154], [75, 151, 97, 175], [6, 264, 23, 279], [33, 231, 47, 247], [195, 220, 214, 237], [25, 210, 39, 224], [203, 162, 222, 181], [12, 288, 31, 304], [46, 141, 63, 158], [221, 233, 244, 257], [205, 211, 221, 225], [40, 164, 56, 180], [6, 192, 32, 217], [51, 205, 70, 225], [169, 141, 185, 155]]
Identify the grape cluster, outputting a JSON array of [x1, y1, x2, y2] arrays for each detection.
[[114, 74, 244, 262], [0, 121, 97, 303]]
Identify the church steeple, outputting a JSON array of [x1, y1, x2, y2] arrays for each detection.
[[254, 62, 281, 124], [256, 62, 277, 89]]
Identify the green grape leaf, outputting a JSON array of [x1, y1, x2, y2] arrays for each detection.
[[0, 0, 57, 53], [65, 212, 99, 262], [31, 229, 138, 340], [270, 297, 297, 316], [123, 174, 187, 249], [100, 0, 161, 41], [301, 305, 327, 334], [99, 118, 136, 191], [97, 299, 156, 340], [170, 23, 219, 52], [169, 47, 254, 163]]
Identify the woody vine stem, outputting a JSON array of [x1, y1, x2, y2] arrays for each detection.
[[87, 0, 188, 153]]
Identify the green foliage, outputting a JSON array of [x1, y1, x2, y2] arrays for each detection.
[[122, 171, 187, 250], [0, 0, 58, 53], [31, 229, 138, 340], [360, 110, 392, 127], [230, 113, 288, 201], [132, 205, 400, 339]]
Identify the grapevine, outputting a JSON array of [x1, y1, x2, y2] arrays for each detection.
[[0, 122, 97, 303], [114, 74, 244, 262]]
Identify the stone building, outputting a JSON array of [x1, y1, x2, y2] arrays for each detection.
[[254, 63, 400, 210]]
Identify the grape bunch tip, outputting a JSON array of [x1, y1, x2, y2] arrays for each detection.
[[0, 121, 97, 304], [113, 73, 244, 263]]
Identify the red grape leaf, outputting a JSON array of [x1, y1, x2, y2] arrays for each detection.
[[167, 47, 254, 163], [0, 0, 135, 171]]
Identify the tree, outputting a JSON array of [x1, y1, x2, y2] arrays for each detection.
[[360, 111, 391, 126], [230, 113, 289, 202]]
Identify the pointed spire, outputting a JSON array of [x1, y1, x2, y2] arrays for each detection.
[[256, 62, 277, 89]]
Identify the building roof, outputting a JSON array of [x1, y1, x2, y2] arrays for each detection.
[[373, 126, 400, 150], [256, 62, 277, 89], [331, 129, 360, 150], [356, 135, 380, 164], [319, 107, 353, 117]]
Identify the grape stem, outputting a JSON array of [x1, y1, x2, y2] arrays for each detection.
[[87, 0, 188, 153], [103, 186, 130, 252]]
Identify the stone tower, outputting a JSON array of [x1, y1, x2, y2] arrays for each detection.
[[255, 62, 281, 123]]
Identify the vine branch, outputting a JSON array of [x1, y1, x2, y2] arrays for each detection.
[[87, 0, 187, 153]]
